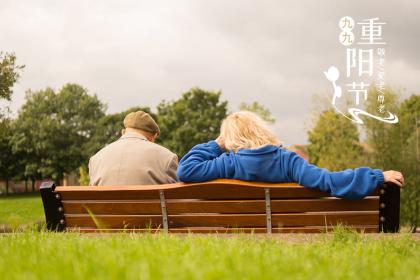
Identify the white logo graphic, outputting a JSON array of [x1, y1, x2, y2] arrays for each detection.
[[324, 17, 398, 124]]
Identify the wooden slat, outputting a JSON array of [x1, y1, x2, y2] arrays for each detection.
[[64, 212, 379, 228], [65, 214, 163, 228], [57, 185, 328, 200], [62, 200, 163, 215], [164, 185, 328, 199], [58, 189, 160, 200], [271, 198, 378, 213], [171, 212, 379, 227], [62, 197, 379, 215], [58, 179, 300, 191], [56, 179, 327, 200], [57, 179, 380, 200], [69, 225, 380, 233]]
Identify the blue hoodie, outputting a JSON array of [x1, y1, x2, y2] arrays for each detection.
[[176, 140, 384, 199]]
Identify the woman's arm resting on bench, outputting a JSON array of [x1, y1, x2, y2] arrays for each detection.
[[177, 140, 404, 199], [383, 170, 404, 187]]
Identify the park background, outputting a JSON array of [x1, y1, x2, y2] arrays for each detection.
[[0, 1, 419, 279], [1, 0, 418, 229]]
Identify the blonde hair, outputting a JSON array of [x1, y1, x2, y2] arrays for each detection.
[[220, 111, 281, 152]]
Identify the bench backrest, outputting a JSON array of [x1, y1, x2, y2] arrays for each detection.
[[40, 179, 400, 233]]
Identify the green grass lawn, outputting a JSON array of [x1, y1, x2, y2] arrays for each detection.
[[0, 194, 418, 279], [0, 230, 418, 280], [0, 193, 44, 227]]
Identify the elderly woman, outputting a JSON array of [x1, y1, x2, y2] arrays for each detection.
[[176, 111, 404, 199]]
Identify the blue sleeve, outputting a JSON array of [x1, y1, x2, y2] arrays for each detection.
[[284, 150, 384, 199], [177, 140, 232, 182]]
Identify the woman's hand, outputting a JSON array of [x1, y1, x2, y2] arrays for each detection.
[[383, 170, 404, 187], [215, 135, 225, 150]]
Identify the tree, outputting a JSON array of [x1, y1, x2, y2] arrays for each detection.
[[157, 87, 228, 157], [0, 118, 16, 194], [0, 52, 24, 102], [12, 84, 106, 184], [332, 86, 419, 228], [397, 95, 420, 229], [307, 108, 365, 171], [239, 101, 275, 123], [363, 89, 419, 229], [362, 87, 401, 170]]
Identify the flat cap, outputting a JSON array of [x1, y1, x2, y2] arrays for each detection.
[[123, 111, 160, 135]]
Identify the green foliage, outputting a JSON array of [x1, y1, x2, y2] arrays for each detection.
[[78, 166, 89, 186], [6, 86, 228, 183], [157, 87, 228, 157], [0, 118, 20, 194], [0, 231, 418, 279], [363, 87, 401, 169], [308, 88, 419, 228], [239, 101, 275, 123], [307, 108, 364, 171], [0, 119, 13, 179], [363, 89, 419, 228], [397, 95, 420, 228], [12, 84, 106, 183], [0, 52, 24, 102]]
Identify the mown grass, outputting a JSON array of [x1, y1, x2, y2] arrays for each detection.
[[0, 229, 418, 280], [0, 193, 44, 226], [0, 195, 418, 279]]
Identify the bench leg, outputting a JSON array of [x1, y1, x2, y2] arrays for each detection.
[[40, 181, 66, 231], [379, 183, 400, 233]]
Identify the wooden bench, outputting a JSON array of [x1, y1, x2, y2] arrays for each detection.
[[40, 179, 400, 233]]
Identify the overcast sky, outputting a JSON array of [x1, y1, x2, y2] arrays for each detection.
[[1, 0, 419, 145]]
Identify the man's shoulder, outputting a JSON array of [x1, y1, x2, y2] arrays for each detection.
[[90, 138, 177, 163], [89, 139, 121, 162], [147, 141, 177, 159]]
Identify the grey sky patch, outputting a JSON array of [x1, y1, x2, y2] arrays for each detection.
[[1, 0, 418, 145]]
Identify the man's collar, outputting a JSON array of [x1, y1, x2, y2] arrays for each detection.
[[120, 131, 148, 141]]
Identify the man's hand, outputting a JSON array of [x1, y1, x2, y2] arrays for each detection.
[[383, 170, 404, 188], [215, 135, 226, 150]]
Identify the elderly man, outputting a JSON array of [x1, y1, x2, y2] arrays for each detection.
[[89, 111, 178, 185]]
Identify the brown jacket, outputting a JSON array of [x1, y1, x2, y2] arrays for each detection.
[[88, 132, 178, 185]]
